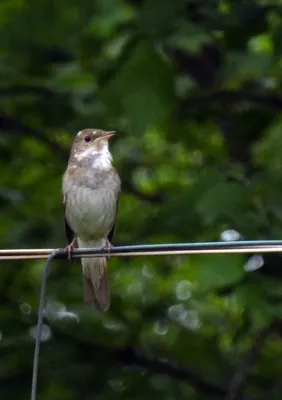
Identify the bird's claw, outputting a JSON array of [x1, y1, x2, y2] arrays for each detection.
[[103, 240, 113, 259], [65, 239, 76, 262]]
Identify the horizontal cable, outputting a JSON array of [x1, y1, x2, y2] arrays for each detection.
[[1, 240, 282, 260]]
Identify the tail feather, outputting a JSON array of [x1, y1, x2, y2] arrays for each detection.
[[77, 238, 110, 311]]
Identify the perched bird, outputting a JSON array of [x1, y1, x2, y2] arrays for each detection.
[[62, 129, 121, 310]]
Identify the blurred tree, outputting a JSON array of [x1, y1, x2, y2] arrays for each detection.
[[1, 0, 282, 399]]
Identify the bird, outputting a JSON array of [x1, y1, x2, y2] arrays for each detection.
[[62, 128, 121, 310]]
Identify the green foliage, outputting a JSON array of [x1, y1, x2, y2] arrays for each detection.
[[1, 1, 282, 399]]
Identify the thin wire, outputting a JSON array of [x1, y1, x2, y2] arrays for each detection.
[[31, 249, 62, 400], [2, 240, 282, 260]]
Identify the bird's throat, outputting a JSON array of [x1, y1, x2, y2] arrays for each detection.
[[73, 148, 113, 170]]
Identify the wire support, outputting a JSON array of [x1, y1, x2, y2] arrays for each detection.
[[31, 249, 61, 400]]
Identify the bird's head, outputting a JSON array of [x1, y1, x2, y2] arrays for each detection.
[[73, 129, 115, 154], [69, 128, 116, 166]]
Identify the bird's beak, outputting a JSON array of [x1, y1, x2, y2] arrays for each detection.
[[99, 131, 116, 141]]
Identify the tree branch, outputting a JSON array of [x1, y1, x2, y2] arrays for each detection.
[[180, 90, 282, 114], [52, 327, 225, 397], [0, 113, 64, 155], [225, 325, 273, 400]]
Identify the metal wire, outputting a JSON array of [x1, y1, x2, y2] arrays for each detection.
[[1, 240, 282, 261]]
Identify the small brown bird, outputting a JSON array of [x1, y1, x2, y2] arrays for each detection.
[[62, 129, 121, 310]]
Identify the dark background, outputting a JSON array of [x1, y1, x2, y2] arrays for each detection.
[[1, 1, 282, 399]]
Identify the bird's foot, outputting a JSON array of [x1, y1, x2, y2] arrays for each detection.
[[103, 240, 113, 259], [65, 238, 76, 262]]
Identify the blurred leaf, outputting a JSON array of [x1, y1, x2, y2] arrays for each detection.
[[189, 254, 246, 291], [235, 284, 274, 329], [252, 116, 282, 171], [102, 41, 175, 132], [196, 179, 247, 224]]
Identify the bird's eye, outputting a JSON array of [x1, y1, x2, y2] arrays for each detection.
[[84, 135, 91, 143]]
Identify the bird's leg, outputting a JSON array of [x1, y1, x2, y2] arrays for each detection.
[[65, 237, 77, 261], [103, 239, 113, 259]]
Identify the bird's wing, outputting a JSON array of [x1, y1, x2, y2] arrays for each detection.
[[63, 194, 75, 245], [107, 191, 120, 244]]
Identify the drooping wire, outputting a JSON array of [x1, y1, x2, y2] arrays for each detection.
[[31, 249, 62, 400]]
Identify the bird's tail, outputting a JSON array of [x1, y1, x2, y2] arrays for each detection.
[[77, 237, 109, 311]]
